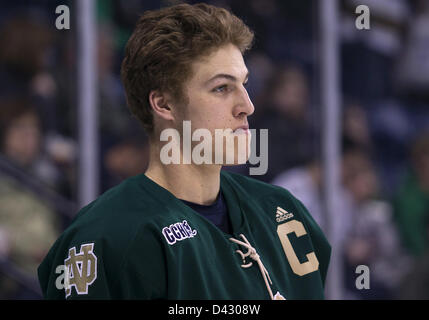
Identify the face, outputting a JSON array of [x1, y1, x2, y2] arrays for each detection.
[[273, 70, 308, 119], [342, 152, 378, 203], [3, 112, 41, 166], [171, 44, 255, 165]]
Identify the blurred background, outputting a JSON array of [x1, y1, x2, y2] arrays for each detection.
[[0, 0, 428, 300]]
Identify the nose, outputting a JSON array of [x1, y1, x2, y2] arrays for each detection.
[[234, 86, 255, 118]]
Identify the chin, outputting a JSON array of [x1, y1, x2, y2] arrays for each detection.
[[222, 137, 251, 165]]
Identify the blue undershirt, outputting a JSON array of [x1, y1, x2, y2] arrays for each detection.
[[180, 190, 232, 235]]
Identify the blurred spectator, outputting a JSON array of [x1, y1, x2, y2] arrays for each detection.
[[341, 148, 409, 299], [251, 64, 317, 182], [340, 99, 411, 299], [340, 0, 409, 102], [0, 173, 60, 274], [97, 23, 137, 144], [0, 13, 59, 133], [95, 22, 149, 192], [397, 256, 429, 300], [103, 138, 149, 190], [342, 101, 373, 152], [367, 99, 412, 197], [0, 12, 77, 198], [397, 216, 429, 299], [0, 173, 60, 298], [393, 132, 429, 257], [230, 0, 315, 63], [0, 99, 59, 188], [0, 98, 63, 296], [394, 0, 429, 102]]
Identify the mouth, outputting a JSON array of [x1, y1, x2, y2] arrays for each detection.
[[233, 125, 250, 135], [232, 125, 250, 135]]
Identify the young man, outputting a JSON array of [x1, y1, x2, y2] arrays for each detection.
[[38, 3, 330, 300]]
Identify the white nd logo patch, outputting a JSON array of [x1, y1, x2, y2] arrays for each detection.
[[64, 243, 97, 298]]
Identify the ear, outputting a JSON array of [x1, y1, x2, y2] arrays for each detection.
[[148, 90, 175, 122]]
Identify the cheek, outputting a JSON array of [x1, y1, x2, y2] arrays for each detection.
[[187, 97, 231, 130], [6, 128, 28, 150], [5, 127, 40, 159]]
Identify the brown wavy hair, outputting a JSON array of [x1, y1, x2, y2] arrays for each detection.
[[120, 3, 254, 134]]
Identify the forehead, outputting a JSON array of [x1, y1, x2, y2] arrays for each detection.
[[188, 44, 248, 84]]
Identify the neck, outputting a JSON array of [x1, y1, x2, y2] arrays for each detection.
[[145, 142, 222, 205]]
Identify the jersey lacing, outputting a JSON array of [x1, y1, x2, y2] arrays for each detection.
[[229, 234, 275, 300]]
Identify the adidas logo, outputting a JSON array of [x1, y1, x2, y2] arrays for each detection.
[[276, 206, 294, 223]]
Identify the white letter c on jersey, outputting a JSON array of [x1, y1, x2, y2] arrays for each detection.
[[277, 220, 319, 276]]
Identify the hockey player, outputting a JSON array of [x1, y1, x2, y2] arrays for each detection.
[[38, 3, 330, 300]]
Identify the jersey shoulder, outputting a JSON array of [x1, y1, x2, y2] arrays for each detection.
[[38, 174, 169, 299], [68, 173, 168, 237], [221, 170, 305, 210], [221, 171, 331, 287], [221, 170, 330, 252]]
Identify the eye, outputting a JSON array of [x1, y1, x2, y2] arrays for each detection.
[[213, 85, 229, 93]]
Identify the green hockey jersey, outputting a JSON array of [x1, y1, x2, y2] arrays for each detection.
[[38, 170, 331, 299]]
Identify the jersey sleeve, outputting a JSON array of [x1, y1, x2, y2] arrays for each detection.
[[38, 238, 113, 299], [113, 224, 167, 299], [38, 224, 168, 300]]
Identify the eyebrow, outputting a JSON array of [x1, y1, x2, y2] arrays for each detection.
[[205, 71, 249, 85]]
